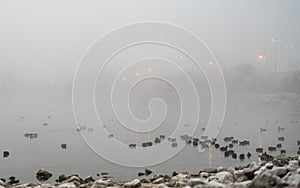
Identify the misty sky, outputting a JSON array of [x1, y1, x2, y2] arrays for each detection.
[[1, 0, 300, 85]]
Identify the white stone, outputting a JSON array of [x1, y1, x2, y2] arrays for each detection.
[[123, 179, 141, 188], [153, 177, 165, 184], [216, 171, 234, 184], [57, 182, 76, 188], [92, 179, 113, 188]]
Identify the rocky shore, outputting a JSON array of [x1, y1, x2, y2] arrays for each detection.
[[1, 155, 300, 188]]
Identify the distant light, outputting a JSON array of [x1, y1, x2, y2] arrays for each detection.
[[135, 72, 140, 76], [259, 55, 263, 59], [209, 61, 213, 65], [122, 77, 126, 81], [179, 55, 184, 59], [147, 68, 152, 72]]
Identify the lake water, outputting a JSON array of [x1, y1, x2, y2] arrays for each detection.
[[0, 93, 300, 183]]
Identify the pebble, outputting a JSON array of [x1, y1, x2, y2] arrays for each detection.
[[215, 171, 234, 184], [91, 179, 114, 188], [123, 179, 141, 188]]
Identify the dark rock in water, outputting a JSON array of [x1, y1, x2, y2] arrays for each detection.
[[192, 140, 198, 146], [3, 151, 9, 158], [232, 139, 238, 144], [273, 155, 289, 167], [278, 136, 285, 141], [215, 143, 220, 149], [228, 143, 233, 148], [61, 144, 67, 149], [137, 172, 145, 177], [276, 143, 282, 148], [259, 152, 274, 161], [36, 169, 52, 181], [145, 168, 152, 176], [249, 172, 282, 188]]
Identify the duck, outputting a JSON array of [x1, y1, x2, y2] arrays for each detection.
[[239, 154, 245, 160], [268, 146, 276, 151], [260, 128, 267, 132], [129, 144, 136, 148], [239, 140, 250, 146], [224, 136, 234, 142], [3, 151, 9, 158], [171, 142, 178, 148], [232, 153, 237, 159], [256, 147, 263, 153], [154, 137, 161, 144], [247, 152, 252, 158], [220, 146, 228, 152]]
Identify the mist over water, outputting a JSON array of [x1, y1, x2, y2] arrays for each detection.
[[1, 0, 300, 184]]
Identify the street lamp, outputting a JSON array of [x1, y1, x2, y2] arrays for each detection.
[[287, 44, 293, 71], [272, 38, 281, 72]]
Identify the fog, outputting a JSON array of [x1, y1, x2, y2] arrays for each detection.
[[1, 0, 300, 183]]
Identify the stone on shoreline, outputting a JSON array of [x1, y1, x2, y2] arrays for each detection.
[[248, 172, 282, 188], [123, 179, 141, 188], [36, 169, 53, 182]]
